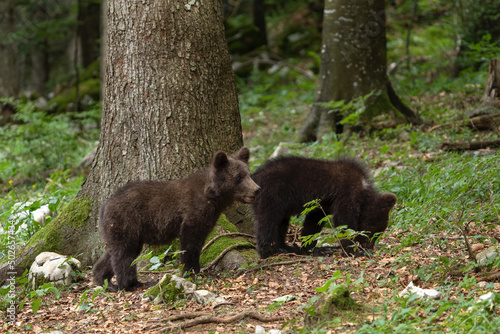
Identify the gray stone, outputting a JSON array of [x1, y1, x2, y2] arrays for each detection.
[[477, 247, 500, 266]]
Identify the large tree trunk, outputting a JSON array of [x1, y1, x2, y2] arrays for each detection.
[[4, 0, 244, 278], [0, 0, 19, 98], [298, 0, 419, 142]]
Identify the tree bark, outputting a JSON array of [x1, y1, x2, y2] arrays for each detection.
[[480, 59, 500, 106], [3, 0, 244, 278], [467, 59, 500, 131], [0, 0, 19, 98], [298, 0, 419, 142]]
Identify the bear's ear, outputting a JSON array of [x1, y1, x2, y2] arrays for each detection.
[[380, 193, 397, 211], [235, 146, 250, 163], [213, 151, 229, 170]]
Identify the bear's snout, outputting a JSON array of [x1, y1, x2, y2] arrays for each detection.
[[254, 186, 261, 195], [240, 179, 261, 204]]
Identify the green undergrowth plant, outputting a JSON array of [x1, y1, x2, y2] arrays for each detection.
[[376, 151, 499, 280], [358, 287, 500, 333], [77, 280, 113, 313], [0, 98, 100, 181], [131, 246, 182, 272], [0, 169, 83, 248], [0, 269, 61, 316], [295, 270, 366, 333], [299, 199, 372, 256]]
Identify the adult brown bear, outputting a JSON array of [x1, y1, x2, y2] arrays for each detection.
[[251, 156, 397, 258], [93, 147, 260, 291]]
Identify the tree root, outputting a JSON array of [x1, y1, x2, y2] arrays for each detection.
[[201, 232, 255, 254], [201, 244, 254, 273], [165, 311, 284, 330]]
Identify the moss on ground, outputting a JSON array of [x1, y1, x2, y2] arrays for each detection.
[[362, 90, 406, 126], [304, 287, 364, 328], [199, 215, 254, 266], [144, 274, 186, 303], [49, 78, 100, 113]]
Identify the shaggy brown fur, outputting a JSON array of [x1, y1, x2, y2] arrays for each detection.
[[93, 147, 260, 291], [251, 156, 397, 259]]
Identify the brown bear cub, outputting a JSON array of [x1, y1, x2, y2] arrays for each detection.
[[251, 156, 397, 259], [93, 147, 260, 291]]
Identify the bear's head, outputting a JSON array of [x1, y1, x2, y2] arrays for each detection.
[[205, 146, 261, 205], [355, 192, 397, 251]]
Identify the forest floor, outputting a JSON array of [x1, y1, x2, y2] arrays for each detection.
[[5, 223, 500, 334]]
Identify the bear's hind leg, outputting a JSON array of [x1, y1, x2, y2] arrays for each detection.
[[110, 245, 142, 291], [93, 251, 117, 290]]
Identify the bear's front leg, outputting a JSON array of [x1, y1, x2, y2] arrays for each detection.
[[179, 219, 212, 276], [301, 209, 327, 253]]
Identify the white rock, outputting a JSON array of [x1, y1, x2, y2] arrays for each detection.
[[11, 202, 52, 224], [399, 281, 441, 300], [255, 326, 282, 334], [476, 247, 500, 266], [270, 142, 290, 159], [168, 274, 196, 294], [478, 281, 488, 288], [29, 252, 81, 289], [194, 289, 227, 305], [255, 325, 266, 334], [272, 295, 297, 303], [468, 292, 499, 313]]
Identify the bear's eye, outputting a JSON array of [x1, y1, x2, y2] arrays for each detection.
[[235, 174, 243, 183]]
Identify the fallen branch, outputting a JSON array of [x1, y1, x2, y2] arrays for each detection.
[[166, 311, 285, 330], [201, 232, 255, 254], [469, 113, 500, 131], [233, 58, 314, 78], [441, 139, 500, 151]]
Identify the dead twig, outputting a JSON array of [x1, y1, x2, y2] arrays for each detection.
[[69, 321, 90, 334], [233, 58, 314, 78], [252, 258, 311, 271], [201, 232, 255, 254]]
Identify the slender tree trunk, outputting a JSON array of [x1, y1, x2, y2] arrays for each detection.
[[29, 4, 50, 95], [0, 0, 19, 98], [253, 0, 267, 46], [5, 0, 243, 276], [298, 0, 419, 142], [78, 0, 101, 67]]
